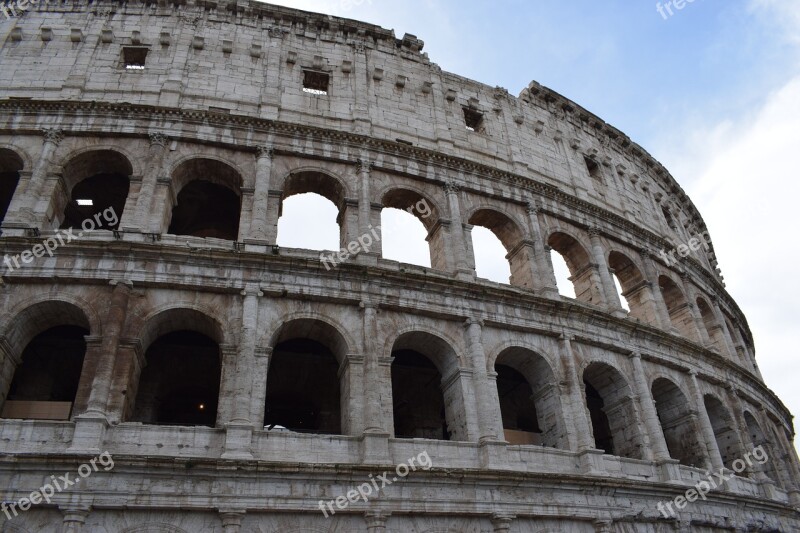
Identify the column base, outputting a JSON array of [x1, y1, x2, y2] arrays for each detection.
[[221, 422, 254, 460], [655, 458, 682, 483], [454, 269, 475, 282], [789, 489, 800, 508], [67, 413, 110, 454], [243, 239, 271, 254], [479, 439, 508, 469], [360, 431, 391, 465], [577, 448, 606, 474]]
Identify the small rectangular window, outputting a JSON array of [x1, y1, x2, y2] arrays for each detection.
[[122, 46, 148, 70], [302, 70, 329, 95], [463, 107, 484, 133], [584, 156, 601, 180]]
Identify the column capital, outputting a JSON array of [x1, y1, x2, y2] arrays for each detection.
[[42, 127, 65, 145], [463, 317, 484, 328], [525, 201, 539, 215], [256, 145, 274, 159], [109, 279, 134, 289], [148, 132, 169, 147], [588, 226, 603, 238], [359, 300, 380, 311], [356, 159, 373, 173], [442, 180, 461, 194], [254, 346, 272, 358], [364, 510, 390, 527]]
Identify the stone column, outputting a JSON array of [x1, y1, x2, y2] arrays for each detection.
[[525, 203, 558, 296], [588, 227, 625, 316], [710, 298, 740, 361], [18, 128, 64, 228], [247, 145, 273, 243], [629, 352, 671, 462], [219, 510, 245, 533], [223, 285, 262, 459], [640, 250, 673, 330], [105, 338, 144, 424], [216, 344, 239, 429], [443, 181, 474, 279], [0, 170, 31, 233], [677, 274, 706, 343], [84, 280, 133, 417], [361, 301, 384, 433], [250, 346, 272, 430], [60, 506, 90, 533], [491, 514, 515, 532], [558, 335, 595, 452], [0, 336, 21, 412], [71, 336, 104, 418], [365, 511, 390, 532], [464, 318, 500, 442], [124, 133, 169, 232], [687, 371, 725, 471], [147, 176, 175, 235], [725, 387, 765, 480]]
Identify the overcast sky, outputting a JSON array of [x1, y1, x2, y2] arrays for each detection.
[[264, 0, 800, 450]]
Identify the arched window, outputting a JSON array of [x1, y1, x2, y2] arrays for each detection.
[[743, 412, 782, 486], [380, 189, 438, 268], [265, 319, 346, 435], [608, 252, 656, 320], [168, 159, 242, 240], [583, 362, 644, 458], [696, 297, 726, 351], [651, 378, 706, 468], [548, 232, 596, 304], [468, 209, 526, 287], [703, 395, 744, 471], [494, 347, 566, 449], [0, 149, 23, 225], [60, 150, 132, 231], [132, 330, 221, 427], [658, 275, 698, 340], [277, 171, 344, 252], [1, 326, 88, 421], [390, 331, 465, 441]]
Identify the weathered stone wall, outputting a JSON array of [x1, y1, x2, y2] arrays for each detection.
[[0, 1, 797, 532]]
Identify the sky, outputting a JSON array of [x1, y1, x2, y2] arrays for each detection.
[[263, 0, 800, 451]]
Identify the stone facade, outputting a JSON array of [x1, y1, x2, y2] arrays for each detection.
[[0, 1, 798, 531]]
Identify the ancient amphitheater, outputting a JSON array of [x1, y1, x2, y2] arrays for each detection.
[[0, 0, 798, 531]]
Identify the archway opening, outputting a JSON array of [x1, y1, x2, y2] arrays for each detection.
[[132, 331, 221, 427], [658, 275, 696, 339], [744, 412, 781, 485], [390, 331, 464, 441], [0, 149, 23, 225], [609, 252, 651, 318], [548, 232, 595, 303], [651, 378, 706, 468], [469, 209, 525, 287], [495, 347, 566, 448], [703, 395, 743, 471], [265, 338, 341, 434], [168, 158, 242, 240], [60, 150, 132, 231], [583, 362, 643, 458], [471, 226, 511, 283], [2, 325, 88, 420], [277, 171, 345, 252]]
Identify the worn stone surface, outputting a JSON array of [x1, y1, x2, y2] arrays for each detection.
[[0, 1, 798, 531]]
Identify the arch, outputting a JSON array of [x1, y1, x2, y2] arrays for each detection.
[[381, 187, 440, 231], [743, 411, 781, 485], [390, 330, 467, 441], [380, 187, 440, 268], [494, 346, 567, 449], [267, 316, 352, 364], [277, 169, 348, 251], [129, 307, 226, 427], [57, 149, 133, 230], [658, 275, 696, 339], [0, 147, 24, 225], [1, 297, 95, 354], [468, 207, 529, 287], [547, 231, 598, 304], [281, 169, 347, 207], [265, 318, 347, 435], [582, 361, 644, 459], [168, 158, 243, 240], [607, 251, 655, 323], [651, 377, 706, 468], [695, 296, 726, 351], [703, 394, 744, 470]]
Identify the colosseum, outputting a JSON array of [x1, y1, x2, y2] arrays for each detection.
[[0, 1, 798, 531]]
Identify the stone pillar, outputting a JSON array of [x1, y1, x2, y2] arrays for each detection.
[[247, 145, 273, 243], [629, 352, 671, 462], [677, 274, 706, 343], [19, 128, 64, 228], [725, 387, 766, 480], [105, 338, 144, 424], [124, 133, 169, 232], [223, 285, 262, 459], [0, 336, 21, 412], [361, 301, 384, 433], [216, 344, 239, 429], [341, 353, 365, 436], [71, 336, 104, 418], [558, 335, 595, 453], [463, 318, 500, 442], [365, 510, 390, 532], [147, 176, 175, 235], [442, 181, 474, 279], [588, 227, 625, 316], [639, 250, 673, 330], [60, 506, 90, 533], [219, 510, 245, 533], [265, 190, 282, 245], [710, 298, 740, 361], [84, 280, 133, 417], [0, 170, 31, 233], [687, 371, 725, 471], [491, 513, 515, 532], [339, 198, 361, 252], [525, 203, 559, 296], [250, 346, 272, 430]]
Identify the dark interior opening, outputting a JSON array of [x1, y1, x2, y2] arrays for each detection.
[[496, 363, 540, 433], [302, 70, 330, 95], [585, 380, 614, 454], [168, 180, 240, 240], [463, 107, 484, 132], [61, 173, 129, 231], [391, 349, 449, 440]]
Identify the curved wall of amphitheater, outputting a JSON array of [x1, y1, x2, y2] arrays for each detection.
[[0, 1, 798, 532]]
